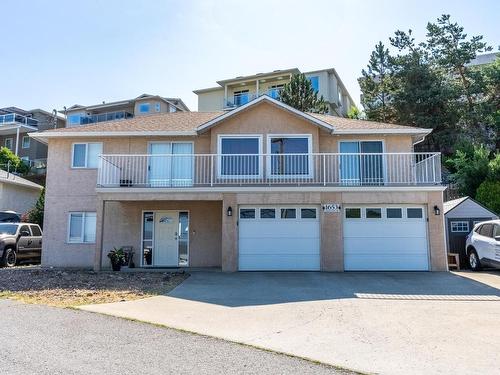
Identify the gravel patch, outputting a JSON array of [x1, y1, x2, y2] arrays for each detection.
[[0, 266, 188, 307]]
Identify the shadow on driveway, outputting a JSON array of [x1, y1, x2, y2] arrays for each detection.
[[167, 271, 500, 307]]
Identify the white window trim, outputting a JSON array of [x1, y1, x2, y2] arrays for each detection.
[[406, 207, 424, 220], [5, 137, 13, 149], [217, 134, 263, 179], [22, 135, 31, 149], [338, 139, 386, 185], [71, 142, 103, 169], [344, 207, 362, 220], [67, 212, 96, 244], [266, 134, 313, 179], [386, 207, 403, 219], [139, 102, 151, 113], [365, 207, 383, 219], [451, 221, 470, 233], [300, 207, 318, 219]]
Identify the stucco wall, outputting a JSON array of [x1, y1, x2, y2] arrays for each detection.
[[0, 183, 40, 214]]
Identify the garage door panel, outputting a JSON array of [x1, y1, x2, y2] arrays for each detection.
[[344, 254, 429, 271], [239, 254, 320, 271], [239, 238, 321, 255], [344, 238, 428, 254], [238, 206, 320, 271], [343, 205, 429, 271], [240, 221, 319, 238], [344, 222, 427, 238]]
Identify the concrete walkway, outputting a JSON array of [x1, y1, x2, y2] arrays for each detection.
[[80, 271, 500, 375]]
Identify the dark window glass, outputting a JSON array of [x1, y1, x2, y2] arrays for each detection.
[[143, 212, 153, 240], [260, 209, 275, 219], [30, 225, 42, 236], [0, 224, 18, 235], [387, 208, 402, 218], [240, 209, 255, 219], [19, 225, 31, 236], [479, 224, 493, 238], [407, 208, 423, 219], [0, 212, 20, 222], [301, 208, 317, 219], [345, 208, 361, 219], [270, 137, 309, 175], [281, 208, 296, 219], [221, 138, 259, 176], [366, 208, 382, 219]]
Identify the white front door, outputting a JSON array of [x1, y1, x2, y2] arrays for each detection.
[[154, 211, 179, 266]]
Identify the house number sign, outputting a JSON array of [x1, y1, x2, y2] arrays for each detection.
[[322, 204, 341, 213]]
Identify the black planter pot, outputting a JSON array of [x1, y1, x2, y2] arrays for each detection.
[[111, 262, 121, 271]]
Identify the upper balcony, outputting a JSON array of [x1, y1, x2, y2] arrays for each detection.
[[69, 110, 134, 126], [0, 113, 38, 127], [224, 88, 282, 109], [97, 152, 442, 190]]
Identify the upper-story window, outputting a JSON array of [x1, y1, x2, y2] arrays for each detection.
[[5, 138, 13, 150], [72, 143, 103, 168], [233, 90, 250, 106], [268, 84, 284, 99], [68, 113, 84, 126], [268, 135, 312, 177], [139, 103, 150, 113], [309, 76, 319, 92], [155, 103, 161, 112], [218, 135, 261, 177], [169, 105, 177, 113], [22, 136, 30, 149]]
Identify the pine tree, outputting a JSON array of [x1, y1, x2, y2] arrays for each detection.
[[279, 74, 329, 113]]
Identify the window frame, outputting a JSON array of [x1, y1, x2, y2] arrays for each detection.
[[406, 207, 424, 219], [71, 142, 103, 169], [365, 207, 382, 219], [22, 135, 30, 149], [217, 134, 263, 179], [345, 207, 362, 219], [139, 102, 150, 113], [308, 76, 319, 92], [386, 207, 403, 219], [300, 208, 317, 219], [267, 134, 313, 178], [5, 137, 13, 150], [280, 208, 297, 219], [451, 221, 470, 233], [67, 212, 96, 244], [155, 103, 161, 112], [239, 208, 256, 219]]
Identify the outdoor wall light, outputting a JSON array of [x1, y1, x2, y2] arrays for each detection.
[[227, 206, 233, 217], [434, 205, 441, 215]]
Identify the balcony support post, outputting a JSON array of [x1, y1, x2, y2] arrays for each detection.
[[224, 85, 228, 106], [256, 79, 259, 97], [15, 126, 20, 156]]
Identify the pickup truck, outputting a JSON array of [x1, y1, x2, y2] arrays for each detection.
[[0, 223, 43, 267]]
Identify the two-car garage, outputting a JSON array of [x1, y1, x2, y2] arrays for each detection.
[[237, 204, 430, 271]]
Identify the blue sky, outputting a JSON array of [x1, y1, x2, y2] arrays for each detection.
[[1, 0, 498, 112]]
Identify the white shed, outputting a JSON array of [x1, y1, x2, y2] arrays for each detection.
[[0, 170, 43, 215], [444, 196, 498, 266]]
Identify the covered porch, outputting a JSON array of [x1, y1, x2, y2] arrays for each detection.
[[95, 193, 223, 271]]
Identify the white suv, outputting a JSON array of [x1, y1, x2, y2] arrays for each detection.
[[465, 220, 500, 271]]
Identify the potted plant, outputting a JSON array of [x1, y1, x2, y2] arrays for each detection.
[[107, 247, 125, 271]]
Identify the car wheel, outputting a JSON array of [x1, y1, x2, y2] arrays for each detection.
[[468, 250, 481, 271]]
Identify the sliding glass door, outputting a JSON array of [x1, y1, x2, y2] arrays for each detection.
[[340, 141, 384, 185], [148, 142, 193, 187]]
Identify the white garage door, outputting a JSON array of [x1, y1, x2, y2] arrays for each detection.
[[238, 206, 320, 271], [343, 206, 429, 271]]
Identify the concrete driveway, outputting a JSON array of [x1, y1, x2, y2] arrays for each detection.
[[81, 271, 500, 375]]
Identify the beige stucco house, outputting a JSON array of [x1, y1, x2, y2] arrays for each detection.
[[32, 96, 447, 272]]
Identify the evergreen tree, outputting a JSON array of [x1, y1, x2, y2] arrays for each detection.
[[27, 188, 45, 228], [279, 73, 329, 113]]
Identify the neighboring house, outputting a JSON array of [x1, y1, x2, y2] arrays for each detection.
[[0, 169, 43, 214], [32, 95, 446, 271], [63, 94, 189, 128], [194, 68, 355, 116], [444, 196, 498, 267], [467, 52, 499, 67], [0, 107, 65, 169]]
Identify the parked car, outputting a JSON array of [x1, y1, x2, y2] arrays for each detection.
[[465, 220, 500, 270], [0, 223, 43, 267], [0, 211, 21, 223]]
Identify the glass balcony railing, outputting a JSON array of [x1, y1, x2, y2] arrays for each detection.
[[72, 111, 134, 125], [0, 113, 38, 127], [223, 89, 283, 108]]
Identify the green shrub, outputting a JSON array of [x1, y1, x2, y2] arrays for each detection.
[[0, 146, 29, 174], [476, 180, 500, 215]]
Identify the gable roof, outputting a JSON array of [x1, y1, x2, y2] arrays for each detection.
[[197, 95, 334, 133], [444, 196, 498, 216], [0, 170, 43, 190], [32, 96, 433, 142]]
